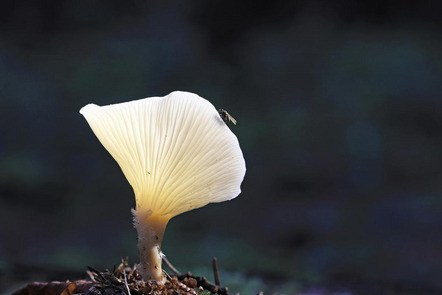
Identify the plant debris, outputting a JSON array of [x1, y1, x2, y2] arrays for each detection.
[[13, 258, 231, 295], [12, 281, 94, 295]]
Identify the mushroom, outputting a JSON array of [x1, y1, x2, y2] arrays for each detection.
[[79, 91, 246, 283]]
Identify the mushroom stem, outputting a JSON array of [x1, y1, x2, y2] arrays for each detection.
[[133, 209, 170, 282]]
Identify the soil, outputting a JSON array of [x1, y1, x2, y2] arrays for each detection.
[[11, 261, 229, 295], [9, 261, 442, 295]]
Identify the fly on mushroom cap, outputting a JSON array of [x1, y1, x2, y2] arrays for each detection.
[[80, 91, 246, 283]]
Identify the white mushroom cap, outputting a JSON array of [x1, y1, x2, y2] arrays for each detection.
[[80, 91, 246, 219]]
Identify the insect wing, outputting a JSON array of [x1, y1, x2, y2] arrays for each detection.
[[218, 109, 237, 125]]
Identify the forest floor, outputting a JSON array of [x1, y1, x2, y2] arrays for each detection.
[[4, 259, 442, 295]]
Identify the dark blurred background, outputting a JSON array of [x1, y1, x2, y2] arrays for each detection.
[[1, 0, 442, 294]]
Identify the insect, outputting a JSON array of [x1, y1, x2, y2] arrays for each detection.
[[218, 109, 237, 125]]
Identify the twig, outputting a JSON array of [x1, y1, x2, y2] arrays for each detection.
[[212, 257, 220, 286], [86, 270, 95, 282], [177, 273, 229, 295], [162, 256, 229, 295], [162, 256, 181, 275], [87, 266, 107, 283], [122, 269, 131, 295], [163, 269, 173, 281]]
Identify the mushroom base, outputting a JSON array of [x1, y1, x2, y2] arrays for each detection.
[[132, 209, 170, 283]]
